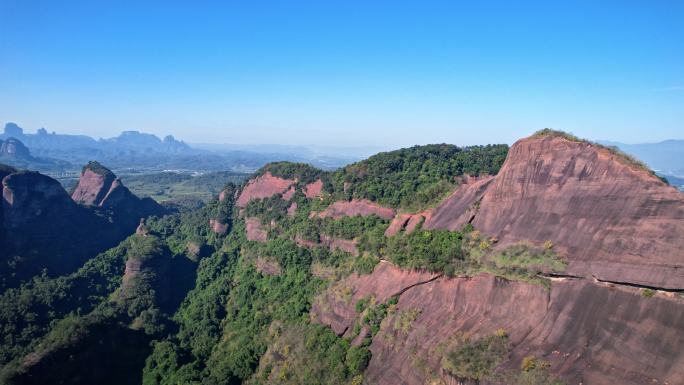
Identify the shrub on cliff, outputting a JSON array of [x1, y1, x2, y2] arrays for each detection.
[[442, 333, 509, 382]]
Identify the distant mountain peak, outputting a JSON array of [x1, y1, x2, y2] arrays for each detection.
[[3, 122, 24, 138], [0, 137, 32, 159]]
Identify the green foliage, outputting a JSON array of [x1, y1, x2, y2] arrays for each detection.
[[641, 288, 655, 297], [248, 323, 370, 385], [332, 144, 508, 209], [442, 333, 509, 381], [381, 229, 464, 275], [122, 171, 247, 203], [0, 241, 129, 365], [510, 356, 566, 385], [82, 160, 113, 176], [258, 161, 325, 185]]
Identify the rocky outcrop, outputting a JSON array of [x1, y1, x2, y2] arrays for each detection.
[[210, 219, 229, 235], [385, 214, 413, 236], [287, 202, 298, 217], [304, 179, 324, 198], [236, 172, 294, 207], [1, 170, 115, 284], [385, 210, 433, 236], [2, 171, 77, 230], [314, 199, 395, 220], [314, 261, 684, 385], [310, 261, 440, 335], [1, 164, 164, 288], [0, 138, 32, 159], [71, 162, 121, 206], [384, 175, 493, 236], [422, 175, 495, 230], [463, 136, 684, 289], [245, 217, 268, 241]]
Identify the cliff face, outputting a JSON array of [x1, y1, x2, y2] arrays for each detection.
[[0, 163, 164, 288], [0, 138, 32, 159], [314, 261, 684, 385], [310, 134, 684, 385], [71, 162, 146, 209], [236, 172, 294, 207], [468, 136, 684, 289], [71, 168, 117, 206]]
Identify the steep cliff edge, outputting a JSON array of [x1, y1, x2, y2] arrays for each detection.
[[0, 163, 164, 289], [469, 134, 684, 289], [313, 261, 684, 385]]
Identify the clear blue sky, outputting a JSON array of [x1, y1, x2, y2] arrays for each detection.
[[1, 0, 682, 147]]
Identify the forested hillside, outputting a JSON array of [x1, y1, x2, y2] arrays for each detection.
[[1, 135, 682, 385]]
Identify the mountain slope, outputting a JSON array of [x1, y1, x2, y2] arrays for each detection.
[[0, 161, 164, 289], [0, 134, 682, 385]]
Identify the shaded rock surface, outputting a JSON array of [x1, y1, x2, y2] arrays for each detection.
[[0, 164, 164, 288]]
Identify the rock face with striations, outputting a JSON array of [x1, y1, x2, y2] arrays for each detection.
[[469, 135, 684, 289], [313, 132, 684, 385]]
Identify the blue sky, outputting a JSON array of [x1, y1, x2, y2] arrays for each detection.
[[1, 0, 682, 147]]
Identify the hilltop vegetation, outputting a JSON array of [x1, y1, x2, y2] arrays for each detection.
[[5, 135, 678, 385]]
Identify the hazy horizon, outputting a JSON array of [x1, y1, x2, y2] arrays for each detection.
[[2, 1, 682, 147]]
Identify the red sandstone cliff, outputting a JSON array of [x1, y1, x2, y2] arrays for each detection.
[[466, 135, 684, 289], [312, 261, 684, 385], [236, 172, 294, 207]]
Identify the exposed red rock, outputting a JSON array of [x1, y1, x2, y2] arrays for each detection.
[[384, 214, 412, 236], [281, 186, 296, 201], [311, 261, 440, 335], [286, 202, 298, 217], [385, 210, 434, 236], [404, 211, 430, 233], [315, 199, 395, 220], [135, 219, 148, 236], [236, 172, 294, 207], [304, 179, 324, 198], [209, 219, 228, 235], [422, 175, 495, 230], [245, 217, 268, 242], [314, 261, 684, 385], [464, 136, 684, 289], [71, 169, 117, 206], [1, 166, 162, 284]]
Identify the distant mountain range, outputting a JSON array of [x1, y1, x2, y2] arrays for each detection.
[[0, 122, 360, 175]]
